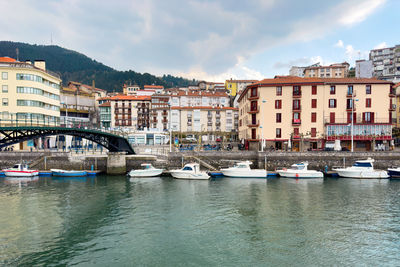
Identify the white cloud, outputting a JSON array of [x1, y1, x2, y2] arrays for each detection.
[[0, 0, 387, 80], [374, 42, 387, 49], [334, 40, 344, 48], [338, 0, 386, 25]]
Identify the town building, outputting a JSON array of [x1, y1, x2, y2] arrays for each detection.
[[105, 95, 152, 130], [150, 89, 238, 141], [60, 81, 107, 127], [0, 57, 61, 149], [238, 76, 394, 151], [123, 84, 164, 96], [369, 44, 400, 82], [355, 60, 373, 78], [394, 82, 400, 128], [304, 62, 350, 78], [225, 79, 258, 96]]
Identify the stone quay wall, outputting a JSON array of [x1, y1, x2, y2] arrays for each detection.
[[0, 151, 399, 174]]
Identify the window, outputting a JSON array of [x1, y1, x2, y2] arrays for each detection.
[[2, 98, 8, 106], [312, 85, 317, 95], [366, 85, 371, 94], [329, 99, 337, 108], [276, 113, 282, 123], [2, 72, 8, 80], [276, 86, 282, 96], [275, 100, 282, 109], [294, 128, 299, 136], [293, 99, 300, 110], [293, 112, 301, 123], [363, 112, 374, 123], [293, 86, 301, 96], [311, 112, 317, 123], [366, 98, 371, 108], [346, 99, 353, 109], [330, 112, 335, 123], [250, 87, 258, 97], [276, 128, 281, 138], [252, 128, 257, 139], [347, 85, 353, 95], [330, 85, 336, 94], [311, 99, 317, 108], [239, 119, 242, 127], [311, 128, 317, 138], [347, 112, 356, 123], [2, 85, 8, 93]]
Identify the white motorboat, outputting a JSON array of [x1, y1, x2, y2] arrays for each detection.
[[128, 163, 164, 178], [387, 167, 400, 178], [276, 162, 323, 178], [170, 163, 210, 180], [2, 163, 39, 177], [220, 161, 267, 178], [333, 158, 389, 179]]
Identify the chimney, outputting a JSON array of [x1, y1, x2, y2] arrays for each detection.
[[34, 60, 46, 70]]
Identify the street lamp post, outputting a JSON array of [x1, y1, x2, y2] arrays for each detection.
[[351, 95, 359, 152], [260, 99, 266, 152], [169, 102, 172, 153]]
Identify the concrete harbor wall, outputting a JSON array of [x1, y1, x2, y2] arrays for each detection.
[[0, 151, 399, 174]]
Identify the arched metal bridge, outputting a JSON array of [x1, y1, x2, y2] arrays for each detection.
[[0, 126, 135, 154]]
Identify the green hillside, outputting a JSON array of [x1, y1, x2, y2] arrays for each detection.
[[0, 41, 196, 91]]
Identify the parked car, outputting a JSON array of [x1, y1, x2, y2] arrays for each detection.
[[185, 136, 197, 142]]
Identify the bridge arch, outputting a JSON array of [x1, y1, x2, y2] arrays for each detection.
[[0, 126, 135, 154]]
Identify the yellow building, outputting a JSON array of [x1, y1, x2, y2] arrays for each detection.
[[238, 76, 394, 151], [225, 79, 258, 96], [0, 57, 61, 149]]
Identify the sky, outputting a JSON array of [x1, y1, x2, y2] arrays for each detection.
[[0, 0, 399, 82]]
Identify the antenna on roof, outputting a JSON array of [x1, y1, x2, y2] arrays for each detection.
[[15, 48, 19, 61]]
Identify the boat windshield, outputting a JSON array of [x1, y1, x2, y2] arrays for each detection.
[[12, 165, 19, 169], [183, 166, 193, 171], [354, 162, 372, 167], [292, 164, 305, 170]]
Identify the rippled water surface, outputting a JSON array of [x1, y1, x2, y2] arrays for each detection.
[[0, 176, 399, 266]]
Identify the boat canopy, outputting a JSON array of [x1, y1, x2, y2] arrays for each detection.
[[290, 163, 307, 170], [353, 161, 373, 167]]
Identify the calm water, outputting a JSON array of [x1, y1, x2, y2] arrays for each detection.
[[0, 176, 399, 266]]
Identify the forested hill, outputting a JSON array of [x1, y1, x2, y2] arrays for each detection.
[[0, 41, 196, 91]]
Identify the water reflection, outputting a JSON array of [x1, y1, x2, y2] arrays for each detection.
[[0, 176, 398, 266]]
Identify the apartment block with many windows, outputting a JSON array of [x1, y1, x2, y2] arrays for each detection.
[[238, 76, 394, 151]]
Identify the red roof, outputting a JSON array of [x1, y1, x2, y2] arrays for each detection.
[[144, 85, 164, 89], [393, 82, 400, 88], [0, 57, 16, 62]]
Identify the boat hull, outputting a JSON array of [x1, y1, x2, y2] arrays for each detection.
[[334, 169, 389, 179], [221, 169, 267, 178], [128, 169, 163, 178], [387, 168, 400, 178], [170, 170, 210, 180], [51, 169, 87, 177], [3, 170, 39, 177], [277, 170, 323, 178]]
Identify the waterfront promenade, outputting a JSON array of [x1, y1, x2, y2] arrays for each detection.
[[1, 149, 400, 174]]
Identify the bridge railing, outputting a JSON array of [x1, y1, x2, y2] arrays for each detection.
[[0, 118, 131, 137]]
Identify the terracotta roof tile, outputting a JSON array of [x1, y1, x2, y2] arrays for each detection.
[[109, 94, 151, 101], [172, 106, 237, 111], [0, 57, 17, 62]]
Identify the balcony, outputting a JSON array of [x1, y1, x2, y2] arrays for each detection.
[[247, 120, 260, 127], [389, 91, 396, 97], [346, 106, 356, 111], [292, 92, 302, 98], [292, 119, 301, 125], [389, 104, 396, 111], [187, 121, 192, 126], [207, 114, 212, 118], [292, 105, 301, 111], [207, 122, 212, 126], [247, 92, 259, 100], [216, 113, 221, 118], [248, 105, 260, 114], [346, 93, 356, 98], [162, 119, 168, 123]]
